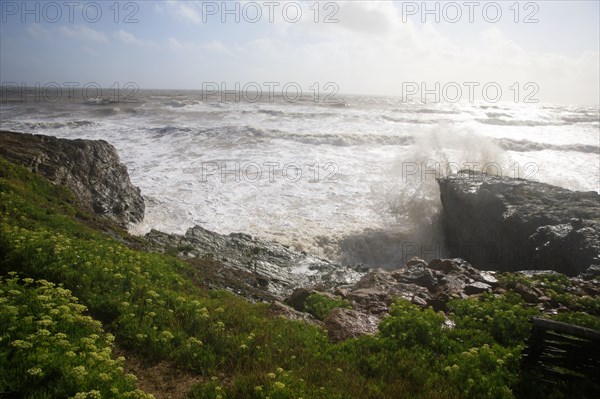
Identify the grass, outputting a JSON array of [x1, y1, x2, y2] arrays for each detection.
[[1, 157, 598, 398]]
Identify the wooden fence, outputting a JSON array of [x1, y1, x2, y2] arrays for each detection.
[[522, 317, 600, 392]]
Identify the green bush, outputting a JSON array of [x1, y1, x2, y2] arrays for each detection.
[[0, 273, 152, 398], [2, 157, 597, 399], [304, 293, 351, 320]]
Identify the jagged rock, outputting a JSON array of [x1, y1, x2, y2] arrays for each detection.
[[0, 130, 144, 228], [285, 288, 314, 311], [391, 265, 438, 292], [579, 265, 600, 280], [513, 283, 539, 303], [464, 282, 492, 295], [405, 257, 428, 268], [440, 273, 466, 297], [428, 259, 460, 273], [324, 308, 380, 342], [438, 170, 600, 275], [269, 301, 322, 326], [146, 225, 363, 299], [352, 268, 399, 291], [345, 288, 393, 314]]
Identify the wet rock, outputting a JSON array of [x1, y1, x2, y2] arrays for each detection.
[[285, 288, 314, 311], [391, 266, 438, 292], [464, 282, 492, 295], [345, 288, 392, 315], [405, 257, 428, 268], [428, 259, 460, 273], [146, 225, 363, 299], [580, 265, 600, 280], [0, 130, 144, 227], [269, 301, 322, 326], [324, 308, 380, 342], [513, 283, 539, 303], [411, 295, 428, 307], [352, 268, 398, 291], [438, 170, 600, 275], [440, 273, 466, 297]]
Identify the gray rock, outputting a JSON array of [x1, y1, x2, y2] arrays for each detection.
[[405, 257, 428, 268], [269, 301, 322, 326], [438, 170, 600, 275], [146, 225, 363, 299], [285, 288, 313, 311], [324, 308, 380, 342], [464, 282, 492, 295], [580, 265, 600, 280], [0, 130, 144, 228], [391, 265, 438, 292], [513, 283, 539, 303]]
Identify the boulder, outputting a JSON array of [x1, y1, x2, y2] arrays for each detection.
[[285, 288, 314, 311], [269, 301, 322, 327], [391, 265, 438, 291], [324, 308, 380, 342], [464, 282, 492, 295], [437, 170, 600, 275], [0, 130, 144, 228], [513, 283, 539, 303]]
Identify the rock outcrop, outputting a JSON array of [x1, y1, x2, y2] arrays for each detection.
[[437, 170, 599, 275], [145, 225, 364, 299], [286, 256, 599, 341], [0, 131, 144, 228], [286, 257, 500, 340]]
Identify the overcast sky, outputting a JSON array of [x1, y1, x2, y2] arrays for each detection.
[[1, 1, 599, 105]]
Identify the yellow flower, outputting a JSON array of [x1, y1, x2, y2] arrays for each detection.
[[27, 367, 43, 377]]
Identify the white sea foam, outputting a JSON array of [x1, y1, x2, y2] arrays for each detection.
[[1, 91, 598, 267]]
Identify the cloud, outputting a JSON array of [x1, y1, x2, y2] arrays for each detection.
[[164, 0, 202, 24], [114, 30, 152, 47], [168, 37, 183, 49], [26, 25, 51, 39], [201, 40, 232, 55], [59, 25, 108, 43]]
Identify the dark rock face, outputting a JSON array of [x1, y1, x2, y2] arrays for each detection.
[[438, 170, 600, 275], [0, 131, 144, 228]]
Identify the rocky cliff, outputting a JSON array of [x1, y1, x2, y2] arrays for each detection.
[[437, 170, 600, 275], [146, 225, 364, 299], [0, 130, 144, 228]]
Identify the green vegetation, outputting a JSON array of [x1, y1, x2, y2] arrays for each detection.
[[1, 158, 598, 398], [304, 293, 351, 320]]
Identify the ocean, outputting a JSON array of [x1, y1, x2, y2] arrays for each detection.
[[1, 89, 598, 267]]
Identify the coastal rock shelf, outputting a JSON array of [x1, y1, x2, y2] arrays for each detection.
[[0, 130, 144, 228], [146, 225, 364, 299], [437, 170, 600, 275]]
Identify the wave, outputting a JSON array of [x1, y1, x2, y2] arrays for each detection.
[[257, 109, 286, 116], [494, 138, 599, 154], [381, 115, 450, 124], [485, 112, 512, 118], [476, 118, 563, 127], [4, 120, 95, 130], [274, 132, 415, 146], [391, 108, 460, 115], [84, 98, 117, 105], [145, 125, 415, 147], [561, 116, 600, 124], [164, 99, 202, 108]]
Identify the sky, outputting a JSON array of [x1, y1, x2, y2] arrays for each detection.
[[1, 0, 599, 105]]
